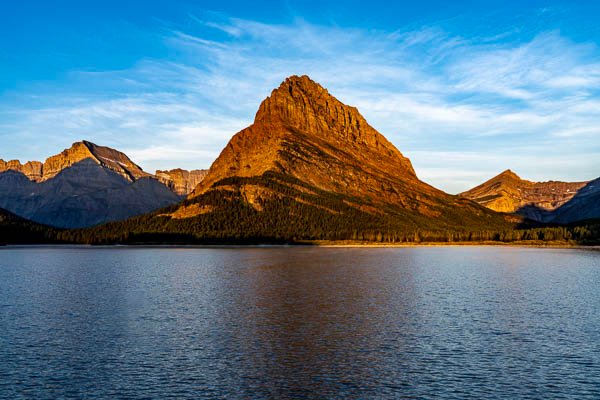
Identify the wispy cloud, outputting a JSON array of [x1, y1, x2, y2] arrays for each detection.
[[1, 15, 599, 192]]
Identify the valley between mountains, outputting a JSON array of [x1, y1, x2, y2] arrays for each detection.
[[1, 76, 598, 245]]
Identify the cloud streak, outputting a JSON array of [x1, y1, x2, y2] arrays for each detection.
[[1, 15, 599, 193]]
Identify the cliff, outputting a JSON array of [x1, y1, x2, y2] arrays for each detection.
[[155, 169, 208, 195]]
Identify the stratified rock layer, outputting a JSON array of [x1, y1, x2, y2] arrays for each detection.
[[0, 160, 43, 180], [156, 169, 208, 195], [192, 75, 417, 199]]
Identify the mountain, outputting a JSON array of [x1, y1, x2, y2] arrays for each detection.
[[0, 140, 149, 182], [182, 75, 505, 226], [189, 75, 417, 199], [0, 159, 43, 181], [0, 142, 183, 228], [77, 75, 512, 243], [460, 170, 593, 222], [155, 169, 208, 195]]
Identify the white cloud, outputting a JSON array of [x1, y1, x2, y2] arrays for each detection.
[[1, 17, 599, 192]]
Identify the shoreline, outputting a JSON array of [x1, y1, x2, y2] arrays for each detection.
[[2, 241, 599, 250], [303, 241, 600, 249]]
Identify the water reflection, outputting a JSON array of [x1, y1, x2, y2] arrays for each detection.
[[0, 247, 599, 399], [212, 249, 419, 397]]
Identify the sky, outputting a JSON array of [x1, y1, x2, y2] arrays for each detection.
[[1, 0, 599, 193]]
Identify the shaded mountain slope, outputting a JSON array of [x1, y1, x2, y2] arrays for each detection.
[[550, 178, 600, 223]]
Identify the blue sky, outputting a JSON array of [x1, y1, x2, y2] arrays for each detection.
[[1, 0, 599, 193]]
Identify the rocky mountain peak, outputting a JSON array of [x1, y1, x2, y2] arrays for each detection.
[[188, 76, 422, 208], [497, 169, 521, 181], [174, 76, 512, 232], [460, 169, 589, 220], [254, 75, 373, 144], [0, 140, 149, 182], [70, 141, 149, 181], [0, 142, 183, 228]]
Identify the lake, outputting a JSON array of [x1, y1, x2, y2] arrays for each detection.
[[0, 246, 599, 399]]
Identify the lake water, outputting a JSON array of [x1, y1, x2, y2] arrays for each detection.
[[0, 246, 599, 399]]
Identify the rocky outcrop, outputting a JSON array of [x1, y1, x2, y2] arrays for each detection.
[[191, 75, 418, 200], [0, 160, 43, 181], [155, 169, 208, 195], [460, 170, 590, 222], [0, 141, 149, 182]]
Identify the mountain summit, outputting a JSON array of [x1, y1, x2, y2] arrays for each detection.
[[191, 75, 417, 201], [0, 141, 183, 227], [254, 75, 415, 174], [460, 170, 589, 222], [0, 140, 149, 182], [159, 75, 509, 239]]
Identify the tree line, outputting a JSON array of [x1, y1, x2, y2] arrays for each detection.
[[1, 172, 598, 245]]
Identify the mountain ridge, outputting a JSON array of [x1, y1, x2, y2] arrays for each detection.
[[1, 141, 208, 195], [0, 142, 189, 228], [156, 168, 208, 195], [0, 140, 150, 182], [460, 170, 590, 222], [1, 75, 595, 240]]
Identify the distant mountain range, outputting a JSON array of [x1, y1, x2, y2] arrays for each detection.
[[460, 170, 599, 223], [0, 75, 597, 244], [0, 141, 206, 228]]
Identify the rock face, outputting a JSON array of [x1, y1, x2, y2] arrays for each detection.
[[155, 169, 208, 195], [0, 142, 183, 228], [164, 75, 510, 236], [460, 170, 592, 222], [191, 75, 417, 199], [0, 140, 149, 182], [0, 160, 43, 181]]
